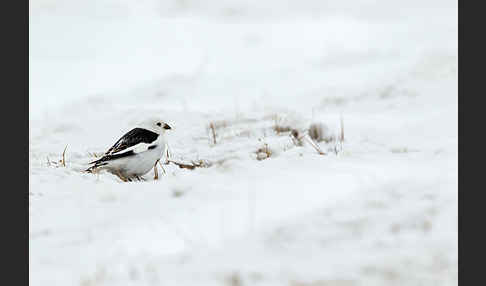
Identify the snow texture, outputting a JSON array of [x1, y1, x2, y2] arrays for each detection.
[[30, 0, 458, 285]]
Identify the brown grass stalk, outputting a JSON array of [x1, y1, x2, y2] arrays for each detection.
[[61, 145, 67, 167], [304, 135, 326, 155], [209, 122, 217, 145], [153, 159, 159, 180], [168, 159, 209, 170]]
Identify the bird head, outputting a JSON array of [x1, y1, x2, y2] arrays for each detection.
[[138, 117, 172, 135]]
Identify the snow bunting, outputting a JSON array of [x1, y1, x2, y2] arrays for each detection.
[[87, 118, 172, 181]]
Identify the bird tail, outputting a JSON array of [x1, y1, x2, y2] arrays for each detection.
[[85, 165, 96, 173], [85, 161, 108, 173]]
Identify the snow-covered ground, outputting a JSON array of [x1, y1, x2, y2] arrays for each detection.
[[29, 0, 458, 285]]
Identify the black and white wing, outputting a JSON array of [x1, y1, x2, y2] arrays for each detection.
[[105, 128, 159, 155], [89, 128, 158, 165]]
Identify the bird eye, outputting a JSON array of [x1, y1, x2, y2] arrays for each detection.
[[156, 122, 162, 127]]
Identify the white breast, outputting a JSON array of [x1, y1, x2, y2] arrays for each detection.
[[105, 139, 167, 177]]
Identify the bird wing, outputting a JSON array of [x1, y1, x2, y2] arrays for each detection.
[[89, 149, 136, 165], [105, 128, 159, 155], [88, 128, 159, 166]]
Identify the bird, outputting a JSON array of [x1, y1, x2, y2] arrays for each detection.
[[86, 118, 172, 181]]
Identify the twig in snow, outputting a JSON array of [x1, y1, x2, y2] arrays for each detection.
[[158, 160, 167, 175], [46, 146, 69, 168], [168, 159, 210, 170], [255, 143, 272, 160], [153, 159, 159, 180], [291, 129, 326, 155], [290, 129, 304, 146], [209, 122, 217, 145], [304, 135, 326, 155], [273, 115, 292, 134], [61, 145, 67, 167]]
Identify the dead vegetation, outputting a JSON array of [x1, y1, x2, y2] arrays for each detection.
[[291, 129, 326, 155], [304, 135, 327, 155], [82, 115, 346, 182], [154, 148, 171, 180], [290, 129, 304, 146], [206, 118, 260, 145], [308, 123, 335, 143], [272, 115, 292, 134], [153, 159, 167, 180], [206, 119, 236, 145], [208, 122, 218, 145], [306, 117, 345, 155], [272, 115, 346, 156], [308, 117, 344, 144], [168, 159, 212, 170], [255, 143, 272, 160], [87, 151, 104, 158], [46, 145, 68, 167]]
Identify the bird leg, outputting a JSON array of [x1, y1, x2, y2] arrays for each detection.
[[115, 170, 128, 182]]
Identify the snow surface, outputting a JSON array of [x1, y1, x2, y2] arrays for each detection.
[[29, 0, 458, 285]]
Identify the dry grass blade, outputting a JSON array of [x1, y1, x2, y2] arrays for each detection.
[[87, 151, 103, 158], [290, 129, 304, 146], [340, 115, 345, 142], [168, 159, 210, 170], [273, 115, 292, 134], [209, 122, 217, 145], [304, 135, 326, 155], [164, 144, 172, 165], [256, 143, 272, 160], [61, 145, 67, 167], [46, 146, 69, 168], [158, 160, 167, 174], [291, 129, 326, 154], [171, 161, 197, 170], [153, 159, 159, 180]]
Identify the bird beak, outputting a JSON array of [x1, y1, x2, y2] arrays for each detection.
[[163, 123, 172, 130]]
